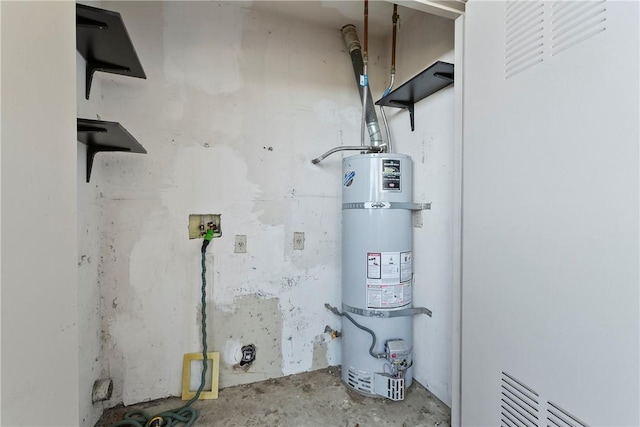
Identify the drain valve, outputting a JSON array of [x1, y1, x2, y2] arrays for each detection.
[[324, 325, 342, 339]]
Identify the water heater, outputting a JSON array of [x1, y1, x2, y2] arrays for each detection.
[[338, 153, 430, 400]]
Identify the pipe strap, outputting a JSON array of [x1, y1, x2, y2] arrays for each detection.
[[342, 304, 432, 318], [342, 202, 431, 211]]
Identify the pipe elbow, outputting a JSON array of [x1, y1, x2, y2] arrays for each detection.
[[341, 24, 361, 53]]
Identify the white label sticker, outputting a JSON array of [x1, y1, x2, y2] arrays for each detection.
[[400, 251, 412, 282], [366, 281, 412, 309], [381, 253, 400, 281], [366, 250, 412, 308], [367, 252, 381, 279]]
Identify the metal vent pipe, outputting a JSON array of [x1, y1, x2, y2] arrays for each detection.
[[341, 24, 384, 148]]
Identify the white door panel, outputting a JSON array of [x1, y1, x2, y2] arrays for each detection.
[[462, 1, 639, 425]]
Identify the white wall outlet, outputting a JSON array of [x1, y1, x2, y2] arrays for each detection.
[[234, 235, 247, 253], [413, 210, 423, 228], [293, 232, 305, 250]]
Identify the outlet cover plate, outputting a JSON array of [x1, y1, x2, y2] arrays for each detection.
[[235, 235, 247, 253]]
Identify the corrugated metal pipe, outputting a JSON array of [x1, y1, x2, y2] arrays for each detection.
[[341, 24, 384, 148]]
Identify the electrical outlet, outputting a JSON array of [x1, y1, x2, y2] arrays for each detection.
[[188, 214, 221, 239], [235, 235, 247, 253], [413, 210, 423, 228], [293, 232, 305, 250]]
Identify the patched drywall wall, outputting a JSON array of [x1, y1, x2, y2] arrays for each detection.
[[385, 11, 455, 406], [77, 1, 455, 409], [83, 1, 391, 406], [212, 296, 283, 385]]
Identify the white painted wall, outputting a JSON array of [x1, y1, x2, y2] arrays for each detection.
[[0, 4, 3, 424], [75, 1, 456, 409], [75, 5, 109, 426], [84, 1, 391, 406], [1, 1, 80, 425], [77, 20, 108, 424], [451, 15, 465, 426], [384, 11, 455, 406]]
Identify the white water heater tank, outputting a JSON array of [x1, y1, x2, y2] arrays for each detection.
[[341, 153, 415, 399]]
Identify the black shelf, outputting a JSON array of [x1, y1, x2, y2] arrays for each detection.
[[376, 61, 454, 131], [77, 119, 147, 183], [76, 4, 146, 100]]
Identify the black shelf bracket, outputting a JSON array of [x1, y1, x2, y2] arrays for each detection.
[[76, 4, 146, 100], [85, 61, 131, 101], [388, 100, 416, 131], [376, 61, 454, 132], [86, 145, 130, 184], [434, 72, 454, 82], [76, 15, 108, 30], [77, 119, 147, 183]]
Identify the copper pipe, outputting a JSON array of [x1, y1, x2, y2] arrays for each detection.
[[381, 4, 400, 152], [392, 4, 398, 73], [363, 0, 369, 57], [361, 0, 369, 147]]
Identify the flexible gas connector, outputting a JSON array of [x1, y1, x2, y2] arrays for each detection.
[[324, 303, 386, 359]]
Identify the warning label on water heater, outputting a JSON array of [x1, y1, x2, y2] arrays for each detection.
[[366, 251, 412, 308], [367, 253, 382, 279], [382, 159, 401, 191]]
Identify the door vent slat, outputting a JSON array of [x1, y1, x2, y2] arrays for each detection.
[[548, 417, 562, 427], [502, 371, 540, 400], [504, 1, 545, 79], [502, 392, 540, 420], [546, 402, 589, 427], [551, 0, 607, 56], [503, 416, 519, 427], [506, 1, 542, 25], [504, 1, 608, 79], [501, 372, 540, 427], [502, 399, 537, 427], [502, 384, 539, 411]]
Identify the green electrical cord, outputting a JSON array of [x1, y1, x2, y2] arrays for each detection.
[[111, 233, 212, 427]]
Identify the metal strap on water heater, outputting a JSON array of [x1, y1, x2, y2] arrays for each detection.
[[343, 303, 432, 318], [342, 202, 431, 210]]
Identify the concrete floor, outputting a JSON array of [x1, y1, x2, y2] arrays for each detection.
[[97, 367, 451, 427]]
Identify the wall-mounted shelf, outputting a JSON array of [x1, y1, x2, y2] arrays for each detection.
[[76, 4, 146, 100], [376, 61, 454, 131], [77, 119, 147, 183]]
